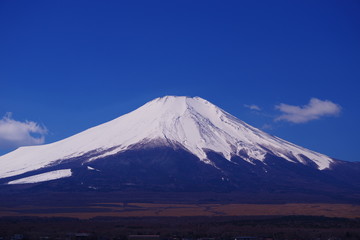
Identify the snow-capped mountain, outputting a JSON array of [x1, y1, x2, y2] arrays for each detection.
[[0, 96, 332, 177], [0, 96, 359, 202]]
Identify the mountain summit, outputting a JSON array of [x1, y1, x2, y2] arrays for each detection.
[[0, 96, 359, 202]]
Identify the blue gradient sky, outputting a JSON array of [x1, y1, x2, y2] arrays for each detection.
[[1, 1, 359, 162]]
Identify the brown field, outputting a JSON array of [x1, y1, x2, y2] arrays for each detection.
[[0, 203, 359, 219]]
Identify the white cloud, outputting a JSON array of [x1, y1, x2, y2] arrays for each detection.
[[244, 104, 261, 111], [0, 113, 47, 149], [275, 98, 341, 123]]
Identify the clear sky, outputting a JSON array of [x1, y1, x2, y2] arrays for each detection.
[[0, 1, 359, 162]]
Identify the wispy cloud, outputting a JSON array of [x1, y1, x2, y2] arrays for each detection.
[[275, 98, 341, 123], [244, 104, 261, 111], [0, 113, 47, 149], [261, 123, 273, 130]]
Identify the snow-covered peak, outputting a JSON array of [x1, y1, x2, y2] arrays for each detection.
[[0, 96, 334, 179]]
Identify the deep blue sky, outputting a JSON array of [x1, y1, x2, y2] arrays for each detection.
[[1, 1, 359, 162]]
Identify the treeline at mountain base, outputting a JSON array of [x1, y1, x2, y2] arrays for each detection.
[[0, 215, 360, 240]]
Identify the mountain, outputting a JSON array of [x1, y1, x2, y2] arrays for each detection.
[[0, 96, 359, 203]]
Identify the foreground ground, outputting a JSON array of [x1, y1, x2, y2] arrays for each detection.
[[0, 192, 359, 239], [1, 191, 359, 219], [0, 215, 360, 240], [0, 202, 359, 219]]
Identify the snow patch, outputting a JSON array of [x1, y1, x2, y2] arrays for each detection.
[[87, 166, 100, 171], [7, 169, 72, 184]]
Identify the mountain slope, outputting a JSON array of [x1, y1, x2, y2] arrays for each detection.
[[0, 96, 334, 180]]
